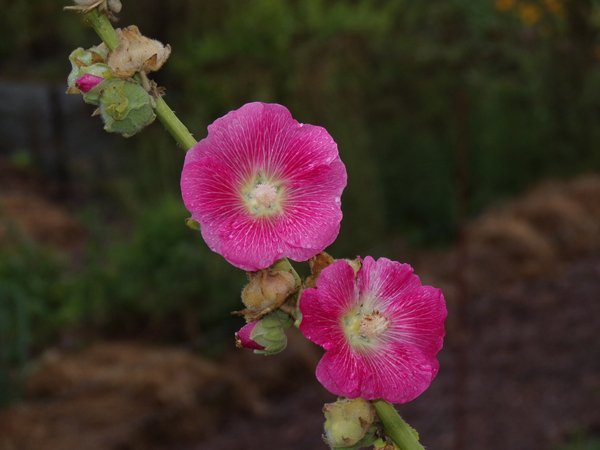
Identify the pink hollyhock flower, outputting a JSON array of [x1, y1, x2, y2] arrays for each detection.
[[299, 256, 447, 404], [75, 74, 104, 93], [180, 102, 347, 271]]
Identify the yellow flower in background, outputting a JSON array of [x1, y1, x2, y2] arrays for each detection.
[[495, 0, 516, 12], [518, 3, 541, 26]]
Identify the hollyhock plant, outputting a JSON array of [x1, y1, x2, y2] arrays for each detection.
[[180, 102, 347, 271], [67, 3, 447, 446], [299, 256, 447, 404]]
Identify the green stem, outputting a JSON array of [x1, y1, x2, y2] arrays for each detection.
[[82, 9, 196, 150], [373, 400, 425, 450], [84, 9, 119, 50], [155, 96, 197, 150]]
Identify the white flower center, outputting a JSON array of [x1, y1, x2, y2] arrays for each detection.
[[241, 174, 285, 217], [343, 303, 389, 350], [359, 311, 389, 338], [251, 183, 278, 209]]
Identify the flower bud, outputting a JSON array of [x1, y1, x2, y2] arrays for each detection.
[[235, 311, 292, 355], [306, 252, 334, 288], [98, 79, 156, 137], [108, 25, 171, 78], [241, 268, 297, 316], [76, 74, 104, 93], [235, 321, 264, 351], [323, 398, 376, 449], [66, 45, 111, 103], [107, 0, 122, 13]]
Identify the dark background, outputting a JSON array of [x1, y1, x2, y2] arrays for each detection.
[[0, 1, 599, 449]]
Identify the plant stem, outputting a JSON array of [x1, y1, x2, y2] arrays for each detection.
[[373, 400, 425, 450], [155, 96, 197, 150], [82, 9, 196, 150], [84, 9, 119, 51]]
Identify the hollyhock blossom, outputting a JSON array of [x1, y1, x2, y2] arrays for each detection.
[[180, 102, 346, 271], [299, 256, 447, 404]]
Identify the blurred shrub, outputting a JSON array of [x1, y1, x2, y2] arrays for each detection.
[[0, 196, 243, 403], [76, 195, 243, 344]]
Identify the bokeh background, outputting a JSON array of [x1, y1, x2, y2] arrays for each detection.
[[1, 1, 599, 449]]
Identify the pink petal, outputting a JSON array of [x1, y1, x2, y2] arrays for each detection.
[[299, 260, 357, 349], [358, 256, 421, 305], [315, 342, 439, 404], [277, 160, 346, 253], [358, 257, 446, 356], [385, 285, 447, 357], [75, 74, 104, 93], [235, 322, 264, 350]]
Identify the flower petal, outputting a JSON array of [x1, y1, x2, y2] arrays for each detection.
[[316, 342, 439, 404], [299, 260, 357, 349]]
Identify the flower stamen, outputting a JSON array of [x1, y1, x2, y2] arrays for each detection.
[[343, 304, 389, 349], [242, 173, 285, 217]]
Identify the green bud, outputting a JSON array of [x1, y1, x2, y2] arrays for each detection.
[[185, 217, 200, 230], [250, 310, 293, 355], [323, 398, 376, 449], [66, 45, 111, 97], [98, 79, 156, 137]]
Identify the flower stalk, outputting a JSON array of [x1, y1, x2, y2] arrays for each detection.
[[81, 8, 196, 150], [373, 400, 425, 450]]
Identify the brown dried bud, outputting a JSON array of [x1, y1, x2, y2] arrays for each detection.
[[108, 25, 171, 78], [305, 252, 335, 288], [241, 269, 297, 315]]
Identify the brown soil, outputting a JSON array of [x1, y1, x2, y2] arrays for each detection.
[[0, 162, 85, 251]]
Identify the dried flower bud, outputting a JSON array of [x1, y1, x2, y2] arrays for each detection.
[[241, 268, 297, 315], [107, 0, 122, 13], [306, 252, 334, 288], [108, 25, 171, 78], [323, 398, 376, 449], [98, 79, 156, 137]]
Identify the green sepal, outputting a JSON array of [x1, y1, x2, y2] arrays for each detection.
[[185, 217, 200, 230], [323, 398, 377, 449], [67, 45, 111, 95], [332, 426, 377, 450], [98, 79, 157, 138], [250, 310, 293, 355]]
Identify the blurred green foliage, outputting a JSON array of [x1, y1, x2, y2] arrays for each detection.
[[3, 0, 600, 247], [0, 197, 243, 403], [558, 432, 600, 450]]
